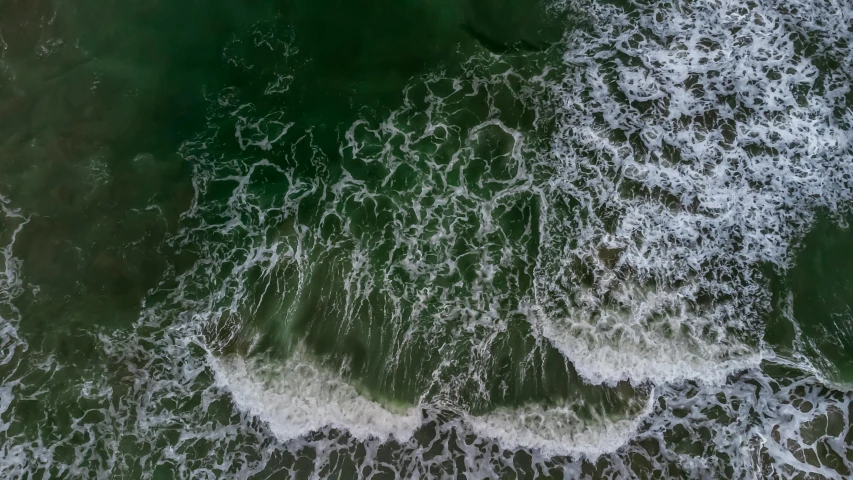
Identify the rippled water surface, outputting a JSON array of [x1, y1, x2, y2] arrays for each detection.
[[1, 0, 852, 478]]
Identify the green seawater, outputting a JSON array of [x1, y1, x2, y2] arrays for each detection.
[[1, 0, 852, 478]]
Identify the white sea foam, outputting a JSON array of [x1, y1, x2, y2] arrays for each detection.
[[68, 1, 853, 476], [211, 349, 654, 459], [0, 195, 28, 375], [177, 0, 853, 464], [533, 307, 764, 385], [210, 352, 422, 442], [533, 0, 853, 385], [0, 199, 46, 479], [468, 395, 655, 458]]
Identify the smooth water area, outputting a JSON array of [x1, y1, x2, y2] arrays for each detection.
[[1, 0, 852, 478]]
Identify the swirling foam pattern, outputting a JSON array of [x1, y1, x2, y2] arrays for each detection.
[[0, 0, 852, 478]]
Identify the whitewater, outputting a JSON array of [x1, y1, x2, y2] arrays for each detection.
[[1, 0, 852, 478]]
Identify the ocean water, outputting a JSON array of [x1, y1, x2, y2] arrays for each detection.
[[1, 0, 852, 478]]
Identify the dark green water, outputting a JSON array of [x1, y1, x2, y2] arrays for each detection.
[[1, 0, 852, 478]]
